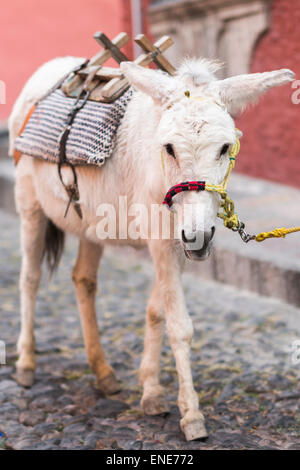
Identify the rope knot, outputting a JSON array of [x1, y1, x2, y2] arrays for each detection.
[[223, 214, 239, 229], [255, 226, 300, 242]]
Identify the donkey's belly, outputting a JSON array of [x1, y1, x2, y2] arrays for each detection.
[[31, 158, 149, 250]]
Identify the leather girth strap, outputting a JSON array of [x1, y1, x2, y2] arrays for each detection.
[[57, 89, 90, 219]]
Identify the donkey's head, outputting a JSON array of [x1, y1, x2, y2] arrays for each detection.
[[121, 60, 294, 260]]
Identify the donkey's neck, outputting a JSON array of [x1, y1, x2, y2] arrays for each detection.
[[114, 91, 166, 204]]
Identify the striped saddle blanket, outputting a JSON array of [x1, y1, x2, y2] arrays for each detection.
[[14, 87, 134, 166]]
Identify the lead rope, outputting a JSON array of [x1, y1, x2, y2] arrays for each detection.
[[162, 91, 300, 243]]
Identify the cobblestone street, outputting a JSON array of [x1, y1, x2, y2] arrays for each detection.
[[1, 209, 300, 450]]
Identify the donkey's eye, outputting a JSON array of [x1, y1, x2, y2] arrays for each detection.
[[219, 144, 229, 157], [165, 143, 176, 159]]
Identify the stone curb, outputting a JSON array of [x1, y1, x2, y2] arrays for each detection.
[[187, 244, 300, 307]]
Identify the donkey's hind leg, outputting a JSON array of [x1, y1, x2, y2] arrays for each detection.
[[15, 172, 47, 387], [72, 238, 120, 395], [139, 281, 169, 415]]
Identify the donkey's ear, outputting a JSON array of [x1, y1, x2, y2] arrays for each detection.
[[210, 69, 295, 117], [120, 62, 179, 106]]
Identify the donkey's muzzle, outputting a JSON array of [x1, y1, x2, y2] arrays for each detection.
[[182, 226, 215, 260]]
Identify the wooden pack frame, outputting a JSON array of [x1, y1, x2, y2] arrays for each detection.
[[62, 31, 176, 103]]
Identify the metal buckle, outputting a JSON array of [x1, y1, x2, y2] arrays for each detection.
[[233, 221, 256, 243]]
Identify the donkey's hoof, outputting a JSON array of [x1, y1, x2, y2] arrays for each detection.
[[96, 372, 121, 395], [142, 395, 169, 416], [181, 417, 208, 441], [15, 368, 35, 388]]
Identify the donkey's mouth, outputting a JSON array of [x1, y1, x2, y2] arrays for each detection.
[[184, 241, 212, 261], [182, 227, 215, 261]]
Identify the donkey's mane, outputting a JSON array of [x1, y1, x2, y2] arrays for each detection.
[[176, 58, 223, 86]]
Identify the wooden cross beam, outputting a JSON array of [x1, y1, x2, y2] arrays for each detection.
[[100, 34, 176, 101], [134, 34, 176, 75], [62, 32, 130, 96], [93, 31, 130, 64], [78, 66, 123, 80], [89, 32, 130, 67], [79, 35, 175, 81], [62, 32, 176, 102]]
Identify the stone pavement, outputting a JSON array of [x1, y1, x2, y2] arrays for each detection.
[[1, 209, 300, 450]]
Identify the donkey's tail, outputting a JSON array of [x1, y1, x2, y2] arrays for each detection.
[[44, 219, 65, 275]]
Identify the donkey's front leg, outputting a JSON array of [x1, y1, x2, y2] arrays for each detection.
[[139, 281, 169, 415], [72, 238, 120, 395], [149, 240, 207, 441]]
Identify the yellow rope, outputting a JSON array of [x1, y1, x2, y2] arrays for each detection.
[[255, 226, 300, 242], [204, 131, 240, 230]]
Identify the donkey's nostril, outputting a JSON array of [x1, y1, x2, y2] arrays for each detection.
[[181, 229, 196, 244], [204, 227, 216, 243], [203, 227, 215, 244]]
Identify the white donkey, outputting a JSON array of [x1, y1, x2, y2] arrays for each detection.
[[9, 56, 294, 440]]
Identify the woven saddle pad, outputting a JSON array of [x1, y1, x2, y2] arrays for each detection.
[[14, 87, 134, 166]]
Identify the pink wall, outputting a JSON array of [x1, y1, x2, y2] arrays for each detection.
[[0, 0, 132, 121], [236, 0, 300, 187]]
